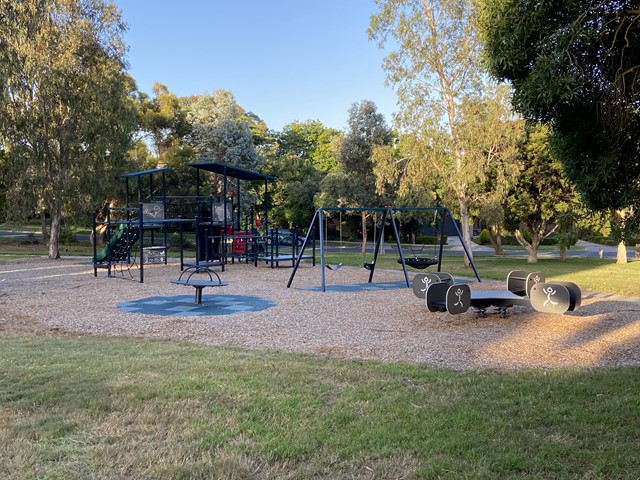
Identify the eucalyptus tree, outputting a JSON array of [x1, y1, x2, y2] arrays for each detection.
[[317, 100, 393, 254], [0, 0, 137, 258], [368, 0, 488, 262], [185, 89, 263, 171], [182, 89, 265, 215], [0, 148, 6, 222], [136, 82, 192, 161], [133, 83, 195, 196], [458, 85, 524, 255]]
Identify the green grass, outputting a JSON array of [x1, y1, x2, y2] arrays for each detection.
[[2, 232, 640, 478], [323, 252, 640, 297], [2, 233, 639, 296], [2, 334, 639, 479]]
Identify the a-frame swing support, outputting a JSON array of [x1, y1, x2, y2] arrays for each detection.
[[287, 207, 481, 292]]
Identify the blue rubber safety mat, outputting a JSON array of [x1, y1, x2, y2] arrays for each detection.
[[300, 281, 410, 292], [118, 294, 276, 317]]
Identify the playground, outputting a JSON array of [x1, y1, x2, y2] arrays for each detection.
[[2, 257, 640, 370]]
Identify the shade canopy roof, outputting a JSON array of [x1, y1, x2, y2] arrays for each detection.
[[120, 167, 171, 178], [187, 161, 275, 182]]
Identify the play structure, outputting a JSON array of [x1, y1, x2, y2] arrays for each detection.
[[92, 168, 193, 282], [186, 161, 274, 268], [416, 270, 581, 317], [92, 202, 192, 282], [287, 206, 480, 292], [92, 161, 280, 282]]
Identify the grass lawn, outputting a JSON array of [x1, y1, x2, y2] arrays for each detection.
[[322, 251, 640, 297], [2, 234, 640, 478], [1, 233, 640, 296], [2, 334, 639, 479]]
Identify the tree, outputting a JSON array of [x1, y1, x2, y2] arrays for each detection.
[[458, 85, 524, 255], [136, 83, 192, 161], [132, 83, 195, 196], [317, 100, 392, 254], [504, 123, 576, 263], [190, 119, 262, 171], [0, 148, 6, 222], [183, 89, 242, 127], [266, 120, 339, 228], [185, 90, 263, 171], [369, 0, 488, 263], [479, 0, 640, 261], [0, 0, 137, 258]]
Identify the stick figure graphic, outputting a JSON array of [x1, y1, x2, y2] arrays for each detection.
[[543, 286, 559, 307], [420, 276, 432, 294], [453, 287, 464, 307]]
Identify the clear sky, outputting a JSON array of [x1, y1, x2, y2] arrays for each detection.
[[114, 0, 398, 132]]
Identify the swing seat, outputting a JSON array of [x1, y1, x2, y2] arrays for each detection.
[[398, 257, 438, 269], [326, 262, 343, 271], [363, 262, 375, 271]]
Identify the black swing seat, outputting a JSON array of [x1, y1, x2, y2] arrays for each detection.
[[398, 257, 438, 269]]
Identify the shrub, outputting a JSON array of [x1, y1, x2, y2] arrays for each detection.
[[476, 229, 490, 245], [501, 234, 519, 246], [169, 232, 194, 249], [415, 235, 447, 245]]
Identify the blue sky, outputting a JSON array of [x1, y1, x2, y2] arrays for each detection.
[[114, 0, 398, 132]]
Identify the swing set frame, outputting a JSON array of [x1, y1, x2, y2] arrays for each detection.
[[287, 206, 481, 292]]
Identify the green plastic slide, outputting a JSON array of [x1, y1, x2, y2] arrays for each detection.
[[93, 223, 127, 263]]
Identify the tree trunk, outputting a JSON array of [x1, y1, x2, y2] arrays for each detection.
[[361, 211, 367, 257], [515, 229, 538, 263], [488, 225, 505, 255], [48, 202, 62, 259], [40, 210, 49, 240], [616, 241, 628, 264], [559, 246, 567, 261], [458, 197, 473, 267], [612, 209, 629, 264]]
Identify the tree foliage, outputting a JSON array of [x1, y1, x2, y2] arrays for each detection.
[[319, 100, 392, 210], [318, 100, 392, 253], [185, 90, 263, 171], [505, 123, 576, 263], [132, 83, 195, 195], [479, 0, 640, 215], [369, 0, 489, 261], [0, 0, 137, 258], [460, 85, 525, 254], [266, 120, 339, 228], [135, 82, 192, 161]]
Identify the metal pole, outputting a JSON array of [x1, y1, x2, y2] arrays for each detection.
[[139, 204, 144, 283], [389, 209, 410, 287], [368, 209, 387, 283], [287, 208, 322, 289], [444, 207, 481, 282]]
